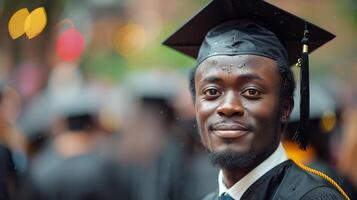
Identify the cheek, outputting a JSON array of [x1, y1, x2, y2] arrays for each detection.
[[195, 101, 217, 146], [195, 101, 217, 126], [250, 100, 277, 117], [244, 96, 280, 131], [243, 97, 280, 150]]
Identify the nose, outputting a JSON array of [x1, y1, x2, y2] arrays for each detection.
[[216, 91, 244, 117]]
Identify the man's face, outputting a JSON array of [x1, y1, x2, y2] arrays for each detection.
[[195, 55, 285, 168]]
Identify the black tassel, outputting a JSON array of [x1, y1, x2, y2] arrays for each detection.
[[294, 23, 310, 150]]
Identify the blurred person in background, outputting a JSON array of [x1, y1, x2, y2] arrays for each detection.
[[284, 82, 342, 167], [0, 81, 27, 200], [284, 82, 357, 199], [338, 102, 357, 198], [118, 70, 186, 200], [20, 66, 133, 200]]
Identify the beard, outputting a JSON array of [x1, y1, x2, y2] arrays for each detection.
[[205, 126, 280, 169], [208, 148, 272, 169]]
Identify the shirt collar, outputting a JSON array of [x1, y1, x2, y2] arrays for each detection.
[[218, 142, 288, 200]]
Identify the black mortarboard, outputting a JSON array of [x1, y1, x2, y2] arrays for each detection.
[[163, 0, 335, 149]]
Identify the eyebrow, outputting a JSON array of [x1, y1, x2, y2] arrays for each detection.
[[237, 73, 263, 81], [199, 73, 263, 87], [202, 73, 262, 83], [201, 76, 223, 83]]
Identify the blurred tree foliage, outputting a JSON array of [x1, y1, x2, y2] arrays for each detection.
[[0, 0, 356, 83]]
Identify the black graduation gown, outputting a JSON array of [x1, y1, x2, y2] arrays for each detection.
[[203, 160, 346, 200]]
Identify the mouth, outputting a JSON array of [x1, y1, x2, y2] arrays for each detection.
[[211, 123, 249, 139]]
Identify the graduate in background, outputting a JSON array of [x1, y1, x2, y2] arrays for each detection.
[[22, 87, 133, 200], [283, 82, 357, 199], [163, 0, 349, 199]]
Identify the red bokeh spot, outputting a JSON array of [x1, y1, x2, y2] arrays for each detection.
[[56, 27, 85, 62]]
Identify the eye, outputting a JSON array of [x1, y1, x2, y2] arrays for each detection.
[[202, 87, 222, 99], [242, 88, 262, 99]]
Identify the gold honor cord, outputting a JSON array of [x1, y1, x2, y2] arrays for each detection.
[[293, 161, 350, 200]]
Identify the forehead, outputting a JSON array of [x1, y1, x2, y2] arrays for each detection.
[[195, 55, 279, 79]]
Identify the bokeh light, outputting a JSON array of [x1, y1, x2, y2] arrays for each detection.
[[24, 7, 47, 39], [56, 27, 85, 62], [8, 7, 47, 40], [320, 110, 337, 133], [114, 23, 147, 58], [8, 8, 30, 39]]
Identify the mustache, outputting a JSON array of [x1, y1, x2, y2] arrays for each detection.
[[209, 120, 253, 131]]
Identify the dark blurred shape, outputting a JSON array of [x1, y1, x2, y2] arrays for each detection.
[[23, 149, 133, 200], [0, 144, 17, 200], [66, 114, 95, 131]]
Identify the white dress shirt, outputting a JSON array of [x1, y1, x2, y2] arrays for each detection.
[[218, 142, 288, 200]]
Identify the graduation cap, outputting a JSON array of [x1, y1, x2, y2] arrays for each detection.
[[163, 0, 335, 149]]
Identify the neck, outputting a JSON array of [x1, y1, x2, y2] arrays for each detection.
[[222, 166, 254, 188]]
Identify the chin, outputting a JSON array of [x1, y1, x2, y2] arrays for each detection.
[[208, 149, 257, 169], [208, 148, 272, 169]]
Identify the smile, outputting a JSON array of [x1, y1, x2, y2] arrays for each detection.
[[211, 124, 249, 139]]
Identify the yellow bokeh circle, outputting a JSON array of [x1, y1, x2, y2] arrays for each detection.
[[8, 7, 47, 39]]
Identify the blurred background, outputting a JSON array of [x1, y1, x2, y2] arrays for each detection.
[[0, 0, 356, 199]]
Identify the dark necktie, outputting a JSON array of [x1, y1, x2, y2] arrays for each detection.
[[219, 193, 234, 200]]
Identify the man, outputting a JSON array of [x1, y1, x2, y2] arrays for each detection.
[[163, 0, 350, 199]]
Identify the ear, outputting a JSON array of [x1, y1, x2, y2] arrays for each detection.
[[281, 97, 294, 123]]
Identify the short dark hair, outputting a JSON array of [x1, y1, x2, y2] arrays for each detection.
[[189, 58, 296, 110]]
